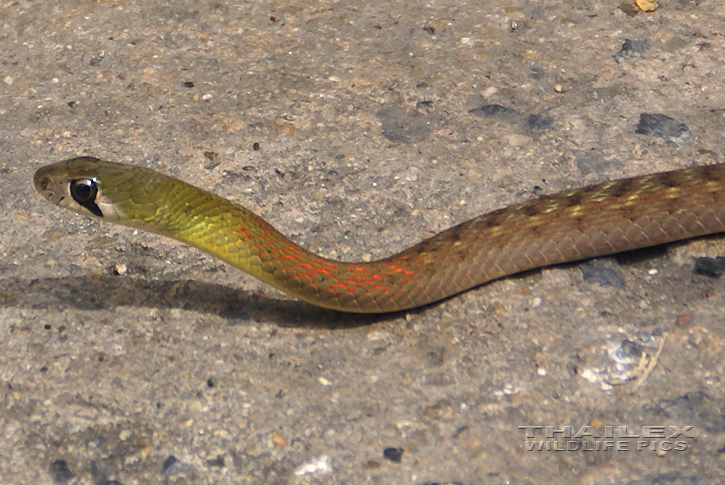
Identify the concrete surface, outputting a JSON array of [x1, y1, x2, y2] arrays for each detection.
[[2, 1, 725, 484]]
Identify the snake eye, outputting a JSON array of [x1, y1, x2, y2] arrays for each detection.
[[70, 178, 103, 217], [70, 179, 97, 203]]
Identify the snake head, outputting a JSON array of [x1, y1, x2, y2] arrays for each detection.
[[34, 156, 124, 221]]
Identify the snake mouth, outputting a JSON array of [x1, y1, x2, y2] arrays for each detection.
[[34, 169, 66, 206], [34, 173, 50, 192]]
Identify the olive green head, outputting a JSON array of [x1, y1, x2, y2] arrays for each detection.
[[34, 156, 181, 227]]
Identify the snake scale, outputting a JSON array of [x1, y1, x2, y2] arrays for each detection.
[[34, 157, 725, 313]]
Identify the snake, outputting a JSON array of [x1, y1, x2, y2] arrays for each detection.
[[34, 157, 725, 313]]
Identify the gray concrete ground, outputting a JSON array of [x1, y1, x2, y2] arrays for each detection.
[[2, 1, 725, 484]]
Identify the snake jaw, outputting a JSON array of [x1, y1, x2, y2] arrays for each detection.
[[33, 170, 64, 206]]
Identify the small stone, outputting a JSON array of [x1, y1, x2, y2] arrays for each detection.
[[614, 339, 644, 360], [205, 455, 225, 467], [162, 455, 186, 476], [693, 256, 725, 278], [675, 313, 694, 327], [482, 86, 498, 98], [613, 39, 649, 62], [468, 104, 518, 118], [581, 258, 626, 290], [49, 460, 74, 484], [525, 113, 553, 130], [635, 113, 691, 146], [383, 447, 404, 463], [293, 455, 331, 476], [635, 0, 658, 12], [272, 433, 287, 447]]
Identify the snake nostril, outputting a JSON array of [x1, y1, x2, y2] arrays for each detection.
[[37, 176, 50, 191]]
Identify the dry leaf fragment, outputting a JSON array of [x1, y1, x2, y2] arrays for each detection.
[[635, 0, 658, 12]]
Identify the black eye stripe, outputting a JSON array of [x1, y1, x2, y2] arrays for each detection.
[[70, 178, 103, 217]]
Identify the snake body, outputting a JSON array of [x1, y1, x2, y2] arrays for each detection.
[[34, 157, 725, 313]]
